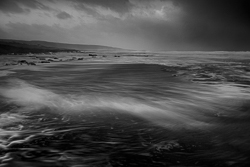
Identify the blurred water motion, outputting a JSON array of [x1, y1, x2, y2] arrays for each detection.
[[1, 62, 250, 166]]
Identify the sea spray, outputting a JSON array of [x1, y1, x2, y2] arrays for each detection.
[[1, 79, 250, 130]]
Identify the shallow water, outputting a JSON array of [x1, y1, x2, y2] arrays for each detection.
[[1, 58, 250, 166]]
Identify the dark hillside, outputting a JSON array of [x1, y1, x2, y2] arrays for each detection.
[[0, 39, 120, 54]]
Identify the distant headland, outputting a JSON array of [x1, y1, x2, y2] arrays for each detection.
[[0, 39, 121, 55]]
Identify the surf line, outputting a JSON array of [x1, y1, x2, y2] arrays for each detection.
[[1, 79, 249, 129]]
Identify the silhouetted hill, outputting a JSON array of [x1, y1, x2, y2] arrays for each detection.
[[0, 39, 120, 54], [29, 41, 120, 50]]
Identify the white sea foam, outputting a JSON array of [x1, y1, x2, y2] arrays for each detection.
[[0, 70, 15, 77], [0, 79, 249, 129]]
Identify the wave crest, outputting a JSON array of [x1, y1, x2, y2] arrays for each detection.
[[1, 79, 250, 129]]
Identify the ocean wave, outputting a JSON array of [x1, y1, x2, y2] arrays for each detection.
[[0, 79, 250, 130]]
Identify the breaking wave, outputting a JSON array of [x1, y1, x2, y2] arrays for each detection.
[[1, 79, 250, 130]]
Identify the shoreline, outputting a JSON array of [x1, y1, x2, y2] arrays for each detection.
[[1, 51, 250, 87]]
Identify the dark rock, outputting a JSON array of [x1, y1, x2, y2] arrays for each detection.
[[17, 60, 28, 65], [89, 54, 97, 57], [28, 62, 36, 65], [18, 60, 28, 63]]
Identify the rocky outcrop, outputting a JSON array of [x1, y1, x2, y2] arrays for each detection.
[[89, 54, 97, 57]]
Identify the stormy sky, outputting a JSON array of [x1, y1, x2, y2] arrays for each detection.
[[0, 0, 249, 51]]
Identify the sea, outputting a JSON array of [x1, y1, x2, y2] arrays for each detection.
[[0, 51, 250, 166]]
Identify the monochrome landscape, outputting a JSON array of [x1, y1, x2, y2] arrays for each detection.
[[1, 0, 250, 166]]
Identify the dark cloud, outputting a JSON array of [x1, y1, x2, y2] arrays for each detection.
[[73, 2, 99, 17], [0, 0, 29, 14], [0, 0, 52, 14], [18, 0, 51, 11], [71, 0, 250, 50], [0, 23, 70, 42], [56, 11, 72, 19], [167, 0, 250, 50], [173, 0, 250, 25], [1, 0, 250, 51]]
